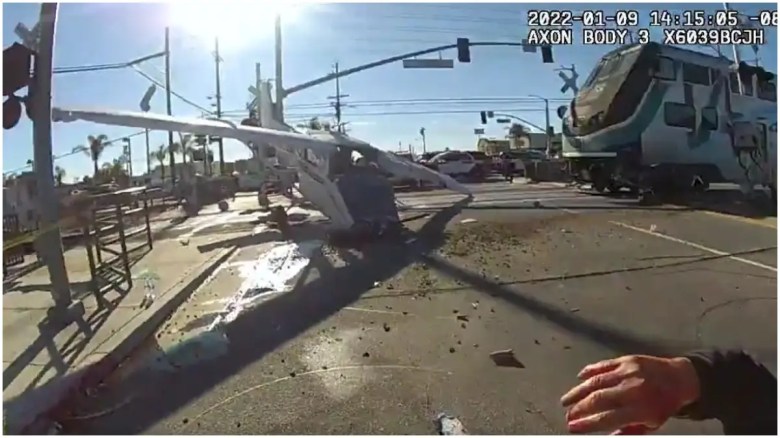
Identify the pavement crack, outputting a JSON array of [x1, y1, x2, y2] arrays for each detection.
[[188, 364, 453, 425]]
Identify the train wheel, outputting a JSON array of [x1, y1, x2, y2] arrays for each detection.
[[607, 181, 622, 194]]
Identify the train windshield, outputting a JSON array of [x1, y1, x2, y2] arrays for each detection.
[[581, 46, 643, 92], [570, 45, 647, 135]]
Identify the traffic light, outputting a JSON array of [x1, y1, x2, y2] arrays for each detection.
[[541, 45, 553, 64], [456, 38, 470, 63], [480, 111, 487, 124], [4, 42, 34, 130]]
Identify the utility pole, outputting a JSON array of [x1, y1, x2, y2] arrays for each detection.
[[164, 27, 175, 187], [327, 62, 349, 133], [145, 129, 150, 175], [214, 37, 225, 175], [30, 3, 75, 317], [723, 2, 744, 94], [529, 95, 551, 156], [274, 14, 284, 122]]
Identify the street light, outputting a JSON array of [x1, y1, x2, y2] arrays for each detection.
[[122, 137, 133, 177], [139, 84, 156, 176], [528, 94, 551, 156]]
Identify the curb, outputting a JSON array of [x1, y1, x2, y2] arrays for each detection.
[[15, 245, 239, 435]]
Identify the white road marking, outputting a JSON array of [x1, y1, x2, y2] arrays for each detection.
[[409, 195, 586, 210], [609, 221, 777, 273], [554, 206, 777, 273]]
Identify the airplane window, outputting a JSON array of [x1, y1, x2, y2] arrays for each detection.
[[701, 107, 718, 131], [682, 63, 710, 85], [663, 102, 695, 129], [653, 57, 676, 80], [729, 73, 741, 93]]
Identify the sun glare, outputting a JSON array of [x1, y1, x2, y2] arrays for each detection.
[[166, 2, 304, 51]]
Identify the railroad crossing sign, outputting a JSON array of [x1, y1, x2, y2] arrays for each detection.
[[556, 64, 579, 95]]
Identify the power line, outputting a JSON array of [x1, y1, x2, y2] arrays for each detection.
[[52, 51, 166, 75], [284, 107, 551, 119], [131, 65, 213, 114], [221, 97, 570, 114]]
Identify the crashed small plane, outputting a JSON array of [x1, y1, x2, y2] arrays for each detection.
[[52, 81, 471, 235]]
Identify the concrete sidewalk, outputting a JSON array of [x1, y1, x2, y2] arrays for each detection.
[[2, 211, 251, 433]]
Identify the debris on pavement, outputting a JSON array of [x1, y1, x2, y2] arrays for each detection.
[[436, 413, 467, 435], [383, 322, 391, 332], [569, 307, 580, 313], [489, 349, 525, 368], [471, 302, 478, 309], [460, 218, 477, 224], [649, 224, 658, 233], [456, 315, 469, 322]]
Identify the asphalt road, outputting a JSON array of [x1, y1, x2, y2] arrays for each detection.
[[60, 181, 776, 435]]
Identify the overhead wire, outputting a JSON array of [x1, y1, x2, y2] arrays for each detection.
[[131, 65, 214, 114]]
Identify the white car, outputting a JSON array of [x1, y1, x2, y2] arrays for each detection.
[[425, 151, 485, 179]]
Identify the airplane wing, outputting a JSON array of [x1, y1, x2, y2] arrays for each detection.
[[52, 107, 339, 158], [53, 107, 472, 196]]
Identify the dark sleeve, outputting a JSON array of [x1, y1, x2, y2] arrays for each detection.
[[675, 349, 777, 435]]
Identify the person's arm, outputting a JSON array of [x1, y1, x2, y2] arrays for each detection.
[[676, 350, 777, 435]]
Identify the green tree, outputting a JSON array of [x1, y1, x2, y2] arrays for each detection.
[[54, 165, 66, 186]]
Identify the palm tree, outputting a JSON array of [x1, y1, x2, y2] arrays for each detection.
[[507, 123, 529, 139], [175, 134, 193, 165], [54, 166, 66, 186], [74, 134, 110, 177], [151, 145, 168, 181]]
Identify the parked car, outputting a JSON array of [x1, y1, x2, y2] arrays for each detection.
[[467, 151, 493, 175], [424, 150, 485, 179], [416, 152, 438, 165]]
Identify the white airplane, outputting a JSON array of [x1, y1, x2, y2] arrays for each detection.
[[52, 81, 471, 232]]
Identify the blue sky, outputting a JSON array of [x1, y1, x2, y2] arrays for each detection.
[[2, 2, 776, 180]]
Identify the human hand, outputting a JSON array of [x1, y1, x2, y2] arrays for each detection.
[[560, 355, 700, 434]]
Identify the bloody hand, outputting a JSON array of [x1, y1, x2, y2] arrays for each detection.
[[560, 355, 701, 434]]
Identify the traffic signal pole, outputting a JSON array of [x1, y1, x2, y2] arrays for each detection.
[[164, 27, 175, 187], [282, 41, 552, 99], [214, 37, 225, 175], [30, 3, 78, 319]]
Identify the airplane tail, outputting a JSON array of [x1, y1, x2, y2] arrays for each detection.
[[258, 81, 295, 132]]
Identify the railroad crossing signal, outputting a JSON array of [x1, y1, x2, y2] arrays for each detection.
[[557, 64, 580, 95]]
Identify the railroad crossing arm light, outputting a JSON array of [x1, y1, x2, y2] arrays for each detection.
[[480, 111, 487, 124]]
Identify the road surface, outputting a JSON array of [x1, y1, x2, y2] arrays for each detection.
[[58, 181, 776, 434]]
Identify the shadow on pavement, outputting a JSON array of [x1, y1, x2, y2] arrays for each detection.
[[56, 197, 474, 434], [419, 253, 697, 357]]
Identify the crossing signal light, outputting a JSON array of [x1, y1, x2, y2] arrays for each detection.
[[541, 45, 553, 63], [457, 38, 470, 63], [480, 111, 487, 124]]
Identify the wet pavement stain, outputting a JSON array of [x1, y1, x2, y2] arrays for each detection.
[[146, 239, 326, 372]]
